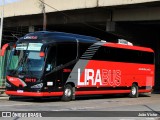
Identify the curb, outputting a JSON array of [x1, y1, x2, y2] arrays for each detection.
[[0, 96, 9, 100], [0, 93, 9, 100]]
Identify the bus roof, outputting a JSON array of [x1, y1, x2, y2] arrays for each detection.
[[18, 31, 153, 53], [19, 31, 100, 42]]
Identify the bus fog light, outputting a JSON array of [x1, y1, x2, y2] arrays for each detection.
[[47, 82, 53, 86], [31, 83, 43, 89]]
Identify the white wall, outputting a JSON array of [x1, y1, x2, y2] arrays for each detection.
[[1, 0, 159, 18]]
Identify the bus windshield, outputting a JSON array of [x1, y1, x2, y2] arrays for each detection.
[[7, 43, 44, 78]]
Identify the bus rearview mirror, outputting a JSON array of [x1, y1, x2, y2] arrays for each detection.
[[0, 43, 9, 56]]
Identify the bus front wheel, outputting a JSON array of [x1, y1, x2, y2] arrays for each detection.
[[130, 84, 139, 98], [61, 84, 73, 101]]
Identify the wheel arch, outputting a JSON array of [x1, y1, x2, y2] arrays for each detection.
[[132, 82, 138, 87], [65, 82, 75, 87]]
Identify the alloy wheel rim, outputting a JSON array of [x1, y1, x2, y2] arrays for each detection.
[[65, 88, 71, 97], [132, 87, 136, 95]]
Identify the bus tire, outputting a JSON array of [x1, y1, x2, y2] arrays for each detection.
[[61, 84, 73, 101], [130, 84, 139, 98]]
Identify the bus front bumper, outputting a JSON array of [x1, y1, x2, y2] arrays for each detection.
[[5, 90, 63, 97]]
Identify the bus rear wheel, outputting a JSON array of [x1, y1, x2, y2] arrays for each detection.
[[61, 84, 73, 101], [130, 84, 139, 98]]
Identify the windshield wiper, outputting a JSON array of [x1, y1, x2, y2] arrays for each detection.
[[22, 59, 33, 76], [10, 51, 29, 76]]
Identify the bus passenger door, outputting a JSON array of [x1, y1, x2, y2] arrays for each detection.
[[44, 46, 62, 92], [56, 42, 78, 87]]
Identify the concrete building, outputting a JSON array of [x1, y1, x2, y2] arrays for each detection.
[[1, 0, 160, 91]]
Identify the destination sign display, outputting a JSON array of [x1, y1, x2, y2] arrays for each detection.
[[16, 43, 42, 51]]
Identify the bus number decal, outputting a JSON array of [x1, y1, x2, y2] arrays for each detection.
[[78, 68, 121, 86]]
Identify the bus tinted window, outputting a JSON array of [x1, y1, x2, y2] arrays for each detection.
[[57, 43, 77, 65], [46, 46, 57, 71], [93, 46, 154, 64]]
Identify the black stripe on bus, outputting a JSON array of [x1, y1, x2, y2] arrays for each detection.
[[81, 46, 154, 64]]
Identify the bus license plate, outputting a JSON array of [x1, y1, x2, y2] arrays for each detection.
[[17, 90, 23, 93]]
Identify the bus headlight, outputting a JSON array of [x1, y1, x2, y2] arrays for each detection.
[[6, 82, 11, 87], [31, 83, 43, 89]]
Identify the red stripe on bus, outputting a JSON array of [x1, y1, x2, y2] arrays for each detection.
[[5, 91, 63, 97], [75, 90, 130, 95], [103, 43, 153, 52]]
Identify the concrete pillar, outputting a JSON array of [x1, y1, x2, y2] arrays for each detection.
[[107, 23, 136, 42], [154, 40, 160, 92], [29, 26, 35, 32], [106, 21, 115, 32]]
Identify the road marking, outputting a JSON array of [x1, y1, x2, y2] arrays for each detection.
[[0, 103, 35, 107], [52, 107, 95, 111]]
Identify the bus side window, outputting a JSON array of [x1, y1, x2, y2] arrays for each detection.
[[46, 46, 56, 71], [57, 42, 77, 65]]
